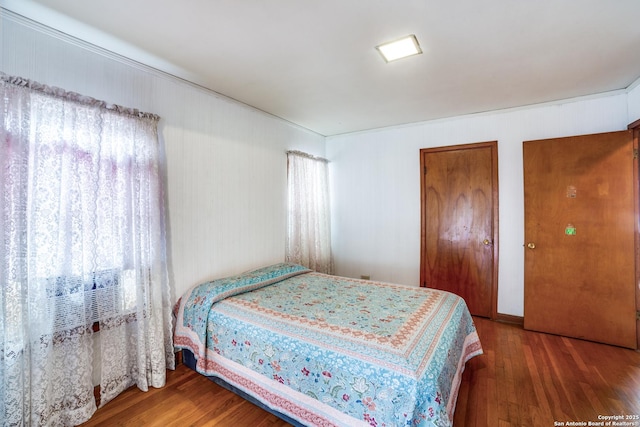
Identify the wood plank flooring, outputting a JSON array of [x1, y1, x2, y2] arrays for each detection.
[[81, 317, 640, 426]]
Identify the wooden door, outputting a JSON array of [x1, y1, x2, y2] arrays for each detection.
[[523, 130, 637, 349], [631, 119, 640, 349], [420, 141, 498, 318]]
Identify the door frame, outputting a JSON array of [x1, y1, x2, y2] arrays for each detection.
[[419, 141, 499, 320], [629, 118, 640, 349]]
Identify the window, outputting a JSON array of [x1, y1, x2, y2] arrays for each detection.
[[1, 73, 173, 426], [286, 150, 333, 274]]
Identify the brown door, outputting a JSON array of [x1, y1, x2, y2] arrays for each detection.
[[523, 130, 637, 349], [420, 141, 498, 318]]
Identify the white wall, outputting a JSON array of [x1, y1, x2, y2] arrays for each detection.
[[628, 81, 640, 124], [0, 12, 326, 301], [327, 92, 632, 317]]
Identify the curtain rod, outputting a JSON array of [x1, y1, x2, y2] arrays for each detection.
[[0, 71, 160, 121], [286, 150, 329, 163]]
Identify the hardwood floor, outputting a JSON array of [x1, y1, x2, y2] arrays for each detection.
[[81, 317, 640, 426], [454, 318, 640, 426], [80, 363, 290, 427]]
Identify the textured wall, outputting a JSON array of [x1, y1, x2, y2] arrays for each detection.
[[327, 93, 632, 317], [628, 82, 640, 124], [0, 12, 326, 302]]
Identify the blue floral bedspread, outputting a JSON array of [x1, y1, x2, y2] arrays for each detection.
[[174, 263, 482, 427]]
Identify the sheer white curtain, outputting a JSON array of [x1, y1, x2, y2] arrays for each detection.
[[286, 151, 333, 274], [0, 73, 174, 426]]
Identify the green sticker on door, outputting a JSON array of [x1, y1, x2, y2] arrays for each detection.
[[565, 223, 576, 235]]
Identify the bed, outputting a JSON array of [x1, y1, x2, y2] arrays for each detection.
[[173, 263, 482, 427]]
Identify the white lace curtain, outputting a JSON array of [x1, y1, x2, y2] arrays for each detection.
[[285, 151, 333, 274], [0, 73, 174, 426]]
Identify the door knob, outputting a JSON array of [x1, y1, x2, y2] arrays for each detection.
[[482, 239, 492, 246], [527, 242, 536, 249]]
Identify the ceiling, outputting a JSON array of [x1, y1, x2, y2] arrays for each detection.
[[6, 0, 640, 136]]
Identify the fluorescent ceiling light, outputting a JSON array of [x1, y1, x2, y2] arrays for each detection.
[[376, 34, 422, 62]]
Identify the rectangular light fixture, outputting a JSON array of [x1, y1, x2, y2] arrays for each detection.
[[376, 34, 422, 62]]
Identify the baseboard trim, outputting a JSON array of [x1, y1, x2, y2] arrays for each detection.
[[495, 313, 524, 326]]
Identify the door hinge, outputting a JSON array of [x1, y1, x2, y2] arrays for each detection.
[[637, 310, 640, 320], [634, 149, 638, 159], [423, 166, 427, 175]]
